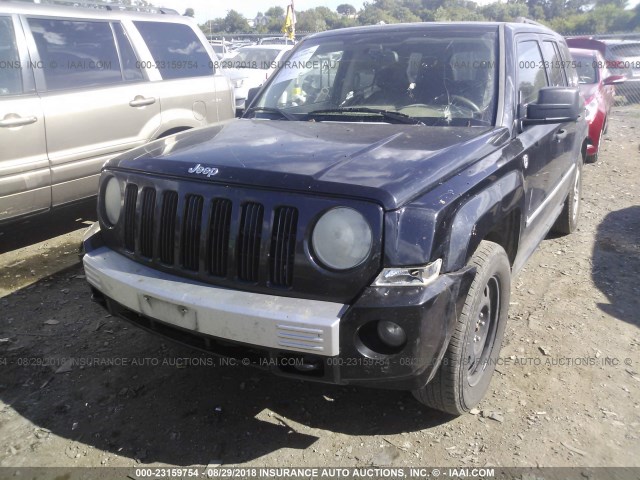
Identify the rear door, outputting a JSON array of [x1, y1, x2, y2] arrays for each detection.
[[23, 16, 161, 207], [131, 20, 234, 127], [0, 15, 49, 222]]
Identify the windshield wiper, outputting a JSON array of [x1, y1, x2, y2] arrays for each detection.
[[244, 106, 297, 121], [307, 107, 424, 125]]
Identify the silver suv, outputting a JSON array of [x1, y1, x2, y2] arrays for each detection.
[[0, 2, 234, 223]]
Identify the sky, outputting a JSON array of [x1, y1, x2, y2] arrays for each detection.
[[156, 0, 639, 24]]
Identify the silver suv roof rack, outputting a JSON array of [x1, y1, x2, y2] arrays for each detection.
[[15, 0, 179, 14]]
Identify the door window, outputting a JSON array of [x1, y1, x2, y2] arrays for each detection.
[[517, 40, 548, 105], [0, 17, 22, 96], [28, 18, 122, 91], [133, 21, 212, 80], [541, 41, 566, 86]]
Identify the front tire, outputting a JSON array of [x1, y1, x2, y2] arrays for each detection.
[[412, 240, 511, 415]]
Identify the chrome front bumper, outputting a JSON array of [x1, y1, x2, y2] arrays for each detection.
[[83, 247, 346, 356]]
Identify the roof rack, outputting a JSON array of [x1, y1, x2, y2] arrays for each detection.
[[516, 17, 547, 28], [18, 0, 179, 14]]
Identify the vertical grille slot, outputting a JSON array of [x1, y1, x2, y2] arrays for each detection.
[[208, 198, 232, 277], [270, 206, 298, 288], [237, 202, 264, 282], [159, 191, 178, 265], [123, 184, 138, 252], [139, 188, 156, 258], [181, 195, 204, 271]]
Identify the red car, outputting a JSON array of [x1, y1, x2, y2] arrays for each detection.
[[570, 47, 625, 162]]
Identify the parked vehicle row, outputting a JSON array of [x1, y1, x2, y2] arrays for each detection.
[[0, 1, 235, 224], [1, 2, 627, 416]]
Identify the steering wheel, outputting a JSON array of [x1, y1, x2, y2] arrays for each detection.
[[449, 95, 481, 112]]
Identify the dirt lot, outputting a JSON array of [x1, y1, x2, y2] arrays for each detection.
[[0, 107, 639, 473]]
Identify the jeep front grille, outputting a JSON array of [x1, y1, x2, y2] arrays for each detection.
[[270, 206, 298, 287], [237, 202, 264, 283], [123, 184, 138, 252], [122, 183, 297, 288], [140, 187, 156, 258], [208, 198, 232, 277], [182, 195, 204, 271], [159, 191, 178, 265]]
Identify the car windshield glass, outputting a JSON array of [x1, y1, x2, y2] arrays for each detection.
[[609, 43, 640, 58], [250, 28, 498, 126], [574, 55, 598, 84], [223, 48, 282, 69]]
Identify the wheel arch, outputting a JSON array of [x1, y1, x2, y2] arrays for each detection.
[[155, 126, 193, 139], [445, 170, 524, 273]]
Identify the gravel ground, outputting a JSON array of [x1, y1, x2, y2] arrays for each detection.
[[0, 107, 638, 472]]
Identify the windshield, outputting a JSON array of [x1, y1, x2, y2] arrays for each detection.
[[574, 55, 598, 84], [250, 29, 499, 126], [223, 47, 283, 70]]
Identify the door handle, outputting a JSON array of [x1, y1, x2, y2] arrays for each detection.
[[0, 115, 38, 128], [129, 96, 156, 107], [555, 129, 568, 141]]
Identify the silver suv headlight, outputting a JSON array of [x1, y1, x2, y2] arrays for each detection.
[[311, 207, 372, 270], [103, 176, 122, 226]]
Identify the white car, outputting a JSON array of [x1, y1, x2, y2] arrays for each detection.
[[221, 45, 293, 114]]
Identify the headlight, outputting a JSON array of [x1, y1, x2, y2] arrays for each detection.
[[311, 207, 372, 270], [585, 96, 598, 122], [103, 176, 122, 226], [373, 259, 442, 287], [233, 78, 245, 88]]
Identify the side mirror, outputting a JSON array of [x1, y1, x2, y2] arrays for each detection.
[[246, 87, 260, 108], [603, 75, 625, 85], [523, 87, 581, 125]]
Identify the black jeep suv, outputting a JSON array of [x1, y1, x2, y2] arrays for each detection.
[[82, 20, 588, 415]]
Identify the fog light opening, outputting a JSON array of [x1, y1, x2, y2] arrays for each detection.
[[377, 320, 407, 348], [356, 320, 407, 357]]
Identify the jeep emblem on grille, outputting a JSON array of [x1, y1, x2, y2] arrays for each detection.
[[188, 164, 219, 178]]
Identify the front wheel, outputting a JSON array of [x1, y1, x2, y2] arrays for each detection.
[[412, 240, 511, 415]]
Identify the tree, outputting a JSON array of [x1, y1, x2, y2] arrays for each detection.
[[222, 10, 250, 33], [264, 6, 285, 18], [358, 5, 398, 24], [550, 3, 633, 33], [337, 3, 357, 15], [297, 9, 329, 31], [597, 0, 628, 8], [184, 7, 194, 17], [480, 2, 528, 21]]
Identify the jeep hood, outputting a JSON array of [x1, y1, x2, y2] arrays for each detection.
[[106, 119, 503, 210]]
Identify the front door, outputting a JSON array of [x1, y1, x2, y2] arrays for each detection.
[[0, 15, 49, 222]]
